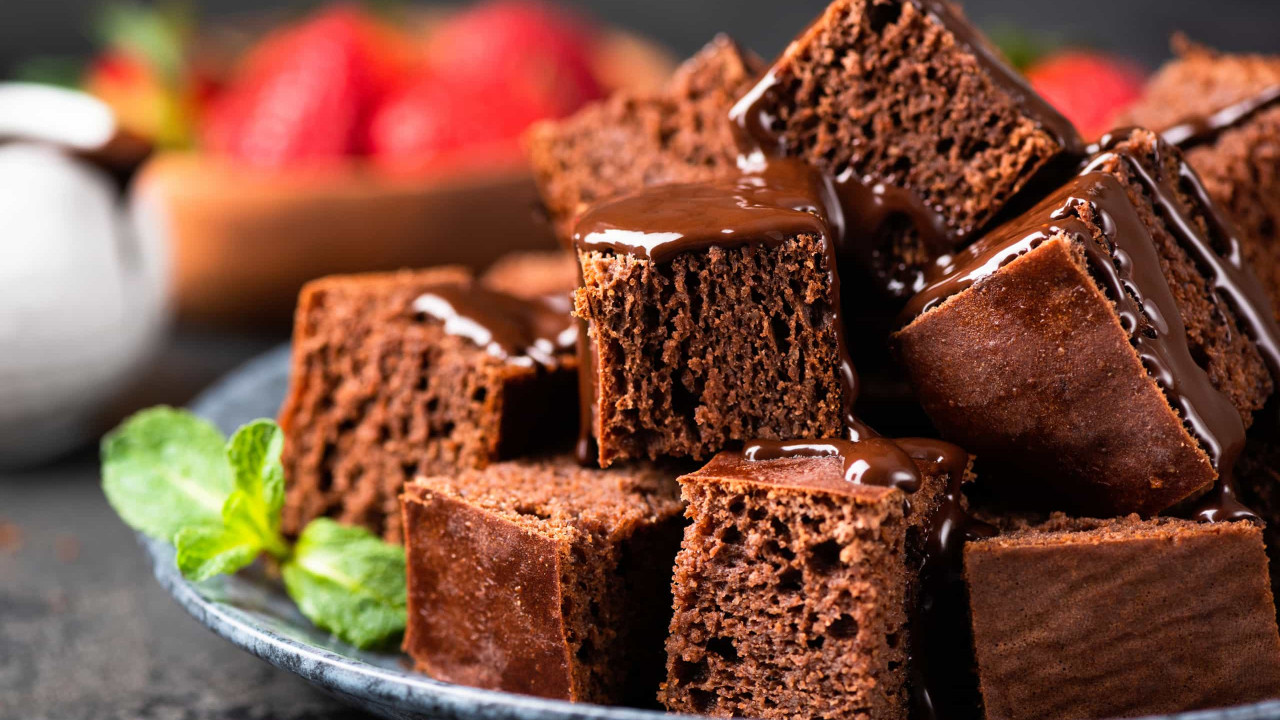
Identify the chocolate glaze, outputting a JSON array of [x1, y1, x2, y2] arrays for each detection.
[[741, 438, 921, 491], [728, 0, 1082, 300], [1163, 85, 1280, 150], [738, 436, 993, 720], [572, 158, 870, 450], [904, 132, 1280, 524], [412, 283, 575, 370]]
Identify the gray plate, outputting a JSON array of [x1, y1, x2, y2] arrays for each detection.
[[145, 344, 1280, 720]]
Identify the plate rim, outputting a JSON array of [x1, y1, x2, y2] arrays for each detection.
[[146, 343, 1280, 720]]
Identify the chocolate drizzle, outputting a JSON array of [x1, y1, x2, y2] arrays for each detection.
[[412, 283, 575, 369], [572, 158, 869, 449], [905, 131, 1280, 524], [1163, 85, 1280, 150], [738, 435, 993, 720]]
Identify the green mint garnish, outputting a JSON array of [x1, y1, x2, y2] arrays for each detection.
[[284, 519, 408, 650], [101, 407, 406, 649]]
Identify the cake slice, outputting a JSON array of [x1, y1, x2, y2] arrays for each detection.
[[965, 515, 1280, 720], [1118, 39, 1280, 317], [731, 0, 1081, 299], [279, 265, 577, 542], [661, 437, 983, 720], [528, 35, 764, 244], [896, 129, 1278, 517], [400, 456, 684, 704]]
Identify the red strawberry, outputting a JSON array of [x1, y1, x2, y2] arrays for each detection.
[[425, 0, 604, 120], [1025, 50, 1146, 140], [202, 5, 408, 167], [366, 72, 549, 175]]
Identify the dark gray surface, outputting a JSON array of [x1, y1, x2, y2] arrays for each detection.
[[0, 332, 368, 719], [2, 0, 1279, 76]]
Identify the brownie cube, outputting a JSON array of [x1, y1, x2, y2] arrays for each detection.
[[1119, 40, 1280, 318], [401, 457, 684, 704], [896, 129, 1274, 516], [573, 166, 848, 466], [661, 445, 952, 720], [280, 266, 577, 542], [733, 0, 1080, 297], [965, 515, 1280, 720], [528, 35, 764, 244]]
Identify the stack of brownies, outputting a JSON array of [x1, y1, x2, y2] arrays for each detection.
[[277, 2, 1280, 719]]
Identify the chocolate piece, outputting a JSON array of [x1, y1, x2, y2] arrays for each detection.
[[279, 267, 577, 542], [572, 160, 862, 466], [1119, 40, 1280, 319], [400, 456, 684, 704], [480, 250, 579, 303], [732, 0, 1081, 299], [528, 36, 764, 244], [897, 129, 1277, 517], [660, 437, 973, 720], [965, 515, 1280, 720]]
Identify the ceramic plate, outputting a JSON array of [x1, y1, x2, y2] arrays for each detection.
[[145, 344, 1280, 720]]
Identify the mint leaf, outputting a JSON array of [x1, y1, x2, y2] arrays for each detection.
[[174, 519, 261, 582], [225, 420, 288, 559], [102, 407, 234, 542], [283, 519, 407, 649]]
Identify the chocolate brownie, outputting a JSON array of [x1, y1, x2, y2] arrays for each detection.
[[572, 159, 858, 466], [661, 437, 987, 720], [965, 515, 1280, 720], [1119, 39, 1280, 318], [528, 35, 764, 244], [279, 267, 577, 542], [896, 129, 1279, 517], [730, 0, 1081, 299], [400, 456, 684, 704]]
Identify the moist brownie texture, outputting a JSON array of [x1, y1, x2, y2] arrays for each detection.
[[401, 457, 684, 704], [280, 267, 577, 542], [965, 515, 1280, 720], [528, 35, 764, 243], [1119, 40, 1280, 318], [660, 445, 953, 720], [573, 162, 850, 466], [734, 0, 1081, 298], [896, 129, 1275, 516]]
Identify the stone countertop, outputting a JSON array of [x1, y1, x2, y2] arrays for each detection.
[[0, 452, 374, 720], [0, 330, 374, 719]]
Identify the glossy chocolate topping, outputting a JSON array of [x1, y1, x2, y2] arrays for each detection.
[[413, 282, 575, 370], [1164, 85, 1280, 150], [740, 438, 922, 491], [727, 0, 1082, 300], [905, 133, 1280, 524], [572, 159, 868, 452]]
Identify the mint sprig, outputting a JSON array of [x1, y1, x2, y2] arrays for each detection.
[[101, 407, 406, 649]]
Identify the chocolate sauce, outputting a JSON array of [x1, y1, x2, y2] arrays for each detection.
[[728, 0, 1082, 300], [1163, 85, 1280, 150], [572, 158, 869, 448], [412, 283, 575, 369], [741, 438, 922, 491]]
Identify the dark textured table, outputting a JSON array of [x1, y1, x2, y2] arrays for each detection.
[[0, 332, 374, 719]]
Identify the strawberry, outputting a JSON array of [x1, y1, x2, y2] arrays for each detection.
[[201, 5, 410, 167], [366, 72, 548, 175], [1025, 50, 1146, 140], [425, 0, 604, 120]]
